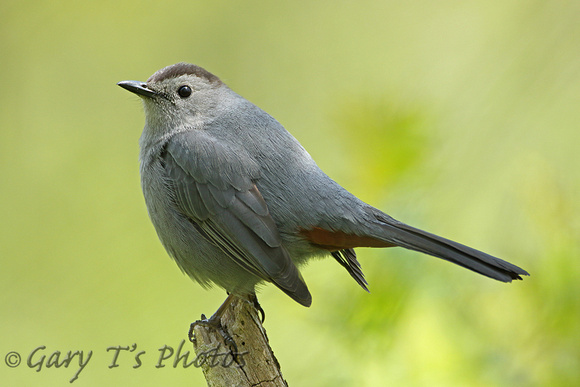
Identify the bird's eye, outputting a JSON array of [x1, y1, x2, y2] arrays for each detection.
[[177, 85, 192, 98]]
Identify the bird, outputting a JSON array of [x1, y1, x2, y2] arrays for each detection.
[[118, 62, 528, 324]]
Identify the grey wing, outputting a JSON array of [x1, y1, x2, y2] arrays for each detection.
[[163, 132, 311, 307]]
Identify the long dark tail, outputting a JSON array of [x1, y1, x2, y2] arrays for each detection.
[[373, 213, 529, 282]]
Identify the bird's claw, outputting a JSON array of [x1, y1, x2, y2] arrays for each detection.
[[188, 316, 238, 354], [248, 293, 266, 323]]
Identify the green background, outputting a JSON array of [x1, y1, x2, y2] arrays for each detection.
[[1, 1, 578, 386]]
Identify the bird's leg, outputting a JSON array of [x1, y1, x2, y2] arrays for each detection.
[[188, 293, 238, 353]]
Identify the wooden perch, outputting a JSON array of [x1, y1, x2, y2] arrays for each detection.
[[190, 295, 288, 386]]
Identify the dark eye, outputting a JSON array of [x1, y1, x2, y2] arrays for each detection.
[[177, 85, 192, 98]]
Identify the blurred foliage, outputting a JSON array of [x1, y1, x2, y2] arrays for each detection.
[[332, 98, 429, 198], [1, 0, 579, 386]]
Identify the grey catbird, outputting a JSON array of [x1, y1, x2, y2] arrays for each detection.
[[118, 62, 528, 319]]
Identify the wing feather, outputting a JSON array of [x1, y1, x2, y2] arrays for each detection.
[[162, 131, 311, 306]]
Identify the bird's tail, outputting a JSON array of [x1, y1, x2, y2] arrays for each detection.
[[372, 212, 529, 282]]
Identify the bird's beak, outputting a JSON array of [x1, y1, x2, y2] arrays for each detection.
[[117, 80, 158, 98]]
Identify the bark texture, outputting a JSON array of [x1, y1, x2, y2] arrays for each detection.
[[191, 296, 288, 386]]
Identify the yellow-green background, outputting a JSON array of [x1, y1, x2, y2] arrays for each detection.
[[1, 1, 578, 386]]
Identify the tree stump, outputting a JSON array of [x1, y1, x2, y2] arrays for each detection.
[[190, 295, 288, 386]]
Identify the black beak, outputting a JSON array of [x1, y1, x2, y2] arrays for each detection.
[[117, 80, 158, 98]]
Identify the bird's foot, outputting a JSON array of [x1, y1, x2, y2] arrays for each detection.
[[247, 293, 265, 323], [188, 293, 239, 354], [188, 313, 238, 354]]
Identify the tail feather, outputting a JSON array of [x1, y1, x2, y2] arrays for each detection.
[[373, 213, 529, 282]]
